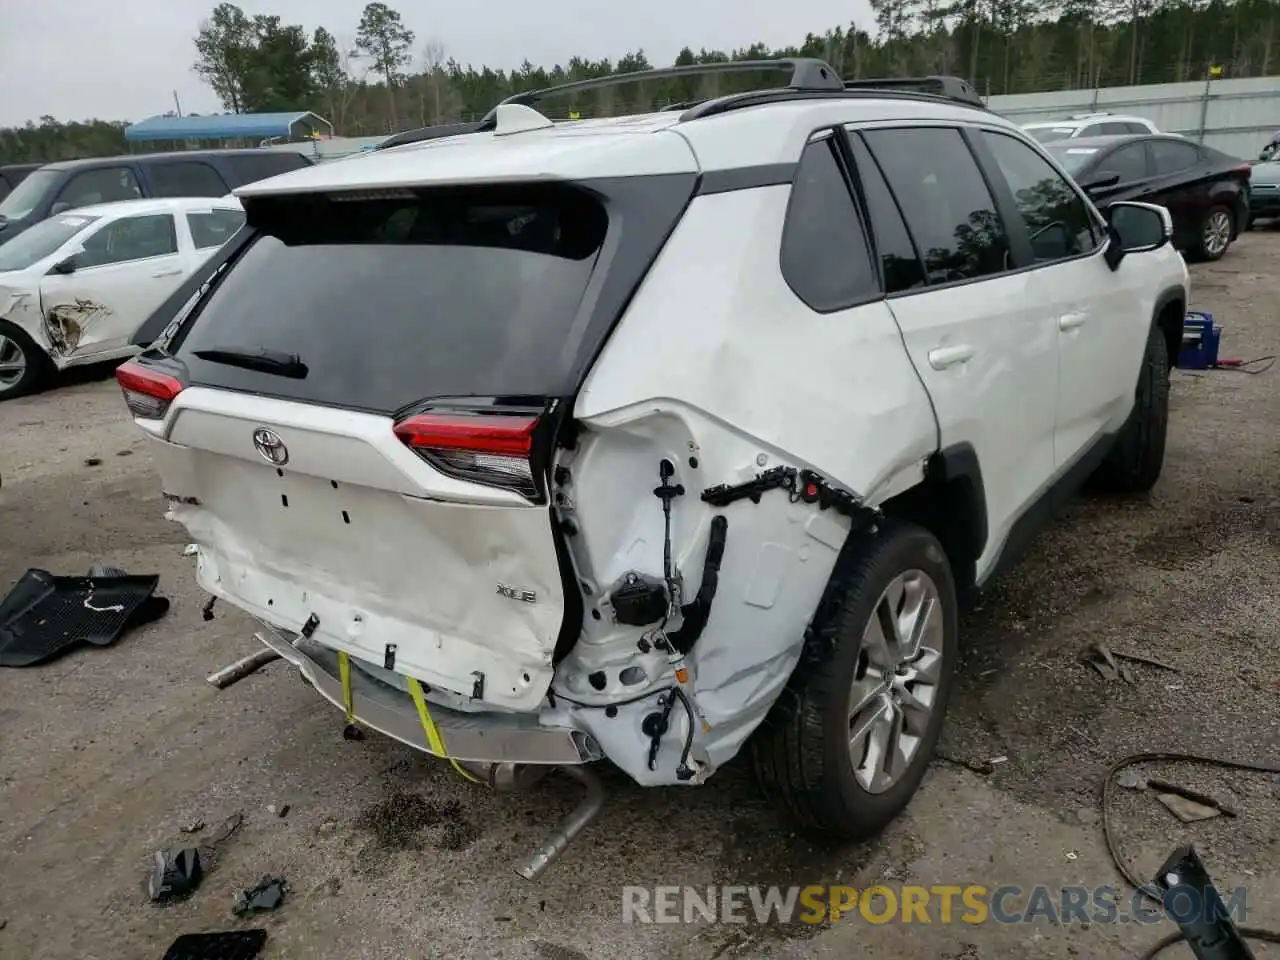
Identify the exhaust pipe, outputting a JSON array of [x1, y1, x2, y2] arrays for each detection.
[[513, 765, 605, 881], [207, 649, 281, 689]]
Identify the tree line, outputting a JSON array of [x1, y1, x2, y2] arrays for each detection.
[[4, 0, 1280, 162]]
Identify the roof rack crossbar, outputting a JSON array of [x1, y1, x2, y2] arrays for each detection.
[[841, 75, 984, 108], [482, 58, 844, 121]]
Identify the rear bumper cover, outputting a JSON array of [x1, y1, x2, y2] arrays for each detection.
[[256, 622, 601, 766]]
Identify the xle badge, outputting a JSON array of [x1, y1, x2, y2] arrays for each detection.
[[497, 584, 537, 604]]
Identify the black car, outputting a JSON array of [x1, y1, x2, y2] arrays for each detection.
[[0, 163, 43, 202], [0, 148, 313, 247], [1043, 134, 1251, 261]]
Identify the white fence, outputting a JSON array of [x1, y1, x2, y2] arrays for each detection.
[[987, 76, 1280, 159]]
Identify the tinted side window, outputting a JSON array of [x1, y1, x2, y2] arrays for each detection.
[[77, 214, 178, 268], [1097, 122, 1132, 136], [1124, 122, 1151, 134], [1150, 140, 1201, 175], [981, 131, 1098, 263], [863, 127, 1011, 285], [1096, 143, 1150, 182], [223, 152, 311, 187], [148, 161, 229, 198], [779, 136, 878, 311], [57, 167, 142, 210], [846, 132, 927, 294], [187, 209, 246, 248]]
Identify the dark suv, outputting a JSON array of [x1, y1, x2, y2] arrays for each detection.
[[0, 163, 43, 202], [0, 149, 312, 247]]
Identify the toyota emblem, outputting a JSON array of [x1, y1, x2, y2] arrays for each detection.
[[252, 427, 289, 466]]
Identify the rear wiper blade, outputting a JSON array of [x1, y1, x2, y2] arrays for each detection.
[[192, 347, 308, 379]]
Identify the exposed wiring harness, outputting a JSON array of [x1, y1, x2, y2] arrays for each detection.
[[1101, 751, 1280, 957]]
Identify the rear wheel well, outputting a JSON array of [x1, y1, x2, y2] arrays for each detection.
[[879, 448, 986, 607]]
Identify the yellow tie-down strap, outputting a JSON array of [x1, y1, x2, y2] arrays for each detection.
[[337, 650, 481, 784]]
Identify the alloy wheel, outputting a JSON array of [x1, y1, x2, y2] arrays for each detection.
[[848, 569, 945, 795], [1204, 210, 1232, 257], [0, 335, 27, 389]]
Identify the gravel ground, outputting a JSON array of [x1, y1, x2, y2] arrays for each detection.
[[2, 236, 1280, 959]]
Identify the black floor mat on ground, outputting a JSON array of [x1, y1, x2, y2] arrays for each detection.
[[0, 568, 170, 667], [161, 931, 267, 960]]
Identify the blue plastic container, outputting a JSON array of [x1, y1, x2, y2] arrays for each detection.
[[1177, 311, 1221, 370]]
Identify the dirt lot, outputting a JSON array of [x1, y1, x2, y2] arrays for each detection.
[[2, 235, 1280, 960]]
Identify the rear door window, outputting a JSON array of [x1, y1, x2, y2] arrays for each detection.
[[1096, 122, 1133, 136], [779, 135, 878, 311], [845, 132, 927, 294], [862, 127, 1012, 285], [148, 161, 229, 198], [187, 209, 246, 248], [173, 185, 609, 414], [1096, 143, 1150, 183], [56, 167, 143, 210], [1150, 140, 1201, 175]]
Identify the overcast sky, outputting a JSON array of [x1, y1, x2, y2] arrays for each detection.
[[0, 0, 875, 127]]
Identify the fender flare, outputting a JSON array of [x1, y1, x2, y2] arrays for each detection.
[[1152, 285, 1187, 366]]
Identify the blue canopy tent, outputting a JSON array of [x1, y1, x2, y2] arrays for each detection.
[[123, 111, 333, 144]]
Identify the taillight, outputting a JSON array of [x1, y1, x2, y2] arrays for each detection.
[[394, 411, 540, 499], [116, 361, 183, 420]]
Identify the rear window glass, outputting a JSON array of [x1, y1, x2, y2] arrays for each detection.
[[173, 186, 608, 414]]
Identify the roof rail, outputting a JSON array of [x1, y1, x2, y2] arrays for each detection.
[[481, 58, 844, 122], [376, 119, 489, 150], [841, 76, 984, 108]]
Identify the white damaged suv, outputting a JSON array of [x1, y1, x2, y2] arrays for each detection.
[[119, 61, 1188, 876]]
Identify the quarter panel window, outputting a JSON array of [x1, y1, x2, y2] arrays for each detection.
[[980, 131, 1099, 263], [779, 136, 879, 311], [187, 209, 246, 248], [862, 127, 1012, 285]]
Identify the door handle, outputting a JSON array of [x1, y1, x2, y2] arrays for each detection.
[[152, 268, 182, 278], [927, 344, 975, 370], [1058, 312, 1088, 331]]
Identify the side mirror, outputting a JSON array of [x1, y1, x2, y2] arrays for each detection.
[[1103, 201, 1172, 271], [49, 201, 72, 216], [1079, 172, 1121, 194], [50, 257, 77, 275]]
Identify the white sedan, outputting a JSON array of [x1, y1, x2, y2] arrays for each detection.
[[0, 195, 244, 400]]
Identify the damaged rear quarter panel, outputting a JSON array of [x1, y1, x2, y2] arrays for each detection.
[[562, 186, 938, 779]]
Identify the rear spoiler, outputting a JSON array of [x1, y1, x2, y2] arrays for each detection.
[[130, 226, 256, 348]]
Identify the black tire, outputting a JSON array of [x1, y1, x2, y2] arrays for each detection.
[[750, 520, 959, 840], [0, 319, 50, 402], [1094, 324, 1170, 494], [1191, 204, 1234, 261]]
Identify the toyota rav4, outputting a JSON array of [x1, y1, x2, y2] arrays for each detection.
[[118, 61, 1188, 877]]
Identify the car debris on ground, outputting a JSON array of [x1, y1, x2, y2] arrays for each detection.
[[0, 566, 168, 667], [148, 847, 202, 903], [232, 877, 287, 916]]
